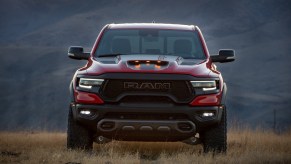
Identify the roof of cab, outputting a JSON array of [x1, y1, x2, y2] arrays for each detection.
[[107, 23, 196, 31]]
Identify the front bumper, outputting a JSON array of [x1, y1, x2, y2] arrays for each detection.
[[71, 103, 223, 141]]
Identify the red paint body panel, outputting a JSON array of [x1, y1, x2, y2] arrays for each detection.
[[190, 93, 222, 106], [74, 90, 104, 104]]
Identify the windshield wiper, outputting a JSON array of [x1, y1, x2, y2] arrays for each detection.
[[97, 53, 125, 57]]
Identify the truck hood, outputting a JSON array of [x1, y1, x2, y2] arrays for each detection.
[[82, 55, 214, 77]]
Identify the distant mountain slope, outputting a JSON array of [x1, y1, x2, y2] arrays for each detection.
[[0, 0, 290, 130]]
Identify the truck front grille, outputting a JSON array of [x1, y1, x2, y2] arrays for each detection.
[[100, 79, 194, 103]]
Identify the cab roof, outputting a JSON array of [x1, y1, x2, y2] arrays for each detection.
[[107, 23, 196, 31]]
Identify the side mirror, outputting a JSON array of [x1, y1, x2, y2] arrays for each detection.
[[68, 46, 90, 60], [210, 49, 235, 63]]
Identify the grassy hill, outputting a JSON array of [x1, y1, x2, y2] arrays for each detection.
[[0, 129, 290, 163]]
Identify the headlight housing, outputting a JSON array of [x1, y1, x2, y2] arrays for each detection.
[[78, 78, 104, 89], [190, 81, 217, 91]]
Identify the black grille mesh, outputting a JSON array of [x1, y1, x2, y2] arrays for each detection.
[[120, 96, 172, 104], [100, 79, 194, 103]]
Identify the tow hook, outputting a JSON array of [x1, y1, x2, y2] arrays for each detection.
[[182, 137, 201, 145], [95, 135, 111, 144]]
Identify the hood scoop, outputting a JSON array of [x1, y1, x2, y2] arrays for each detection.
[[127, 60, 169, 70]]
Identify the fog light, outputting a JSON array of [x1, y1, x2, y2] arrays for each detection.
[[80, 110, 91, 115], [202, 112, 214, 117]]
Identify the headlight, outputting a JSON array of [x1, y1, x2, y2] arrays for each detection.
[[190, 81, 217, 91], [79, 78, 104, 89]]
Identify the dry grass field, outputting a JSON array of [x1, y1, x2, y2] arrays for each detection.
[[0, 128, 291, 164]]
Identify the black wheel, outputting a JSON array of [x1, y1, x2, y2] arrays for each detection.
[[201, 106, 227, 153], [67, 107, 93, 150]]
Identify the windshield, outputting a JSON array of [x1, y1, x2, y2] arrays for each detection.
[[94, 29, 206, 59]]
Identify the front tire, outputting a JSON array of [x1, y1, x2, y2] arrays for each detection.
[[201, 106, 227, 153], [67, 107, 93, 150]]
